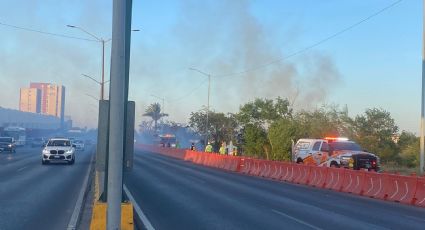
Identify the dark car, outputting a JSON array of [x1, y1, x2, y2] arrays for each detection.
[[0, 137, 16, 153]]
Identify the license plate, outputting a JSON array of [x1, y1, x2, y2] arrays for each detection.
[[54, 155, 60, 159]]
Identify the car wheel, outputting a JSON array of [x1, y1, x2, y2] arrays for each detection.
[[296, 158, 303, 164], [330, 162, 339, 168]]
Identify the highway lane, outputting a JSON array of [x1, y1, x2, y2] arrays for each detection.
[[125, 150, 425, 230], [0, 145, 94, 230]]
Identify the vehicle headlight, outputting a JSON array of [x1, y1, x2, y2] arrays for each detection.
[[8, 144, 12, 147], [42, 149, 49, 154], [66, 149, 73, 154], [341, 156, 351, 161]]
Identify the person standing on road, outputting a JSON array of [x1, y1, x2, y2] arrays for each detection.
[[205, 142, 213, 153], [190, 143, 196, 151], [219, 142, 226, 155]]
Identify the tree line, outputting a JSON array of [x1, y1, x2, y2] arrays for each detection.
[[188, 97, 419, 168]]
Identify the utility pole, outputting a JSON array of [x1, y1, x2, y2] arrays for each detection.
[[206, 74, 210, 143], [107, 0, 132, 229], [421, 0, 425, 175], [189, 68, 211, 144]]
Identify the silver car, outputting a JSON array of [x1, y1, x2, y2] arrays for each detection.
[[41, 138, 75, 165]]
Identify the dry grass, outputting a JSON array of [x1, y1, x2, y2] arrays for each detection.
[[380, 162, 418, 176]]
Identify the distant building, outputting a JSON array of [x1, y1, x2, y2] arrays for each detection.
[[0, 107, 60, 130], [29, 83, 65, 119], [19, 88, 41, 113]]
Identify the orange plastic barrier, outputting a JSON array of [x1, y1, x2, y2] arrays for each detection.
[[324, 168, 346, 191], [240, 158, 252, 174], [413, 177, 425, 207], [281, 163, 296, 182], [362, 171, 385, 198], [249, 160, 261, 176], [293, 164, 311, 185], [307, 166, 328, 188], [270, 162, 283, 180], [259, 161, 271, 178], [341, 170, 365, 194], [382, 174, 417, 204]]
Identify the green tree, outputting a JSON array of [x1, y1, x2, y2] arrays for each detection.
[[352, 108, 399, 162], [143, 103, 168, 132], [189, 110, 237, 150], [237, 97, 292, 158], [294, 105, 353, 138], [268, 118, 300, 161], [242, 124, 270, 159], [398, 131, 419, 167], [237, 97, 292, 127]]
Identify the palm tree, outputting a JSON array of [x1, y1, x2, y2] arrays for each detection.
[[143, 103, 168, 132]]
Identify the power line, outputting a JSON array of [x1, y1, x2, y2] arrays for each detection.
[[215, 0, 403, 78], [169, 79, 208, 102], [0, 21, 97, 42]]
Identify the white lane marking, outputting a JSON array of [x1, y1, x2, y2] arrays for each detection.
[[17, 166, 28, 172], [67, 152, 94, 230], [124, 184, 155, 230], [271, 209, 323, 230]]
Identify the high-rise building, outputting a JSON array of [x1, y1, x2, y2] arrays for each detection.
[[19, 88, 41, 113], [29, 83, 65, 119]]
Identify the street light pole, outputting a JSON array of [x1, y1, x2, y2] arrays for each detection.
[[67, 25, 109, 100], [101, 39, 105, 100], [189, 68, 211, 144], [421, 0, 425, 175]]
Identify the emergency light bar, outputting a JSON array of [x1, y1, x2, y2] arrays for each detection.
[[324, 137, 349, 141]]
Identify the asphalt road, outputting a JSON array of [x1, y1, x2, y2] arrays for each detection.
[[0, 145, 93, 230], [125, 150, 425, 230]]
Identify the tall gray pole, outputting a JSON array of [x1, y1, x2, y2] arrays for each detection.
[[101, 39, 105, 100], [421, 0, 425, 175], [206, 75, 210, 143], [107, 0, 131, 228]]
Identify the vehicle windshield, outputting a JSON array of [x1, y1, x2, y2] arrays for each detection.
[[0, 137, 13, 143], [329, 141, 362, 151], [47, 140, 71, 147]]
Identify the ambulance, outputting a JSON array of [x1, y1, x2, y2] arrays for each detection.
[[293, 137, 380, 171]]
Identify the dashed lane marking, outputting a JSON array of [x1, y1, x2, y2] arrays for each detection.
[[271, 209, 323, 230]]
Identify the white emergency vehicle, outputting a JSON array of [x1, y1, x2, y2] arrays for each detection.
[[293, 137, 379, 171]]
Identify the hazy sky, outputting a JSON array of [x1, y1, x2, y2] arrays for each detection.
[[0, 0, 421, 133]]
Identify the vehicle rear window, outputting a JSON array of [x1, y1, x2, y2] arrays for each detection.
[[296, 141, 310, 150], [329, 141, 361, 151], [47, 140, 71, 147], [0, 137, 12, 143]]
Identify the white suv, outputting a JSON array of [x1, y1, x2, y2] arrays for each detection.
[[42, 138, 75, 165]]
